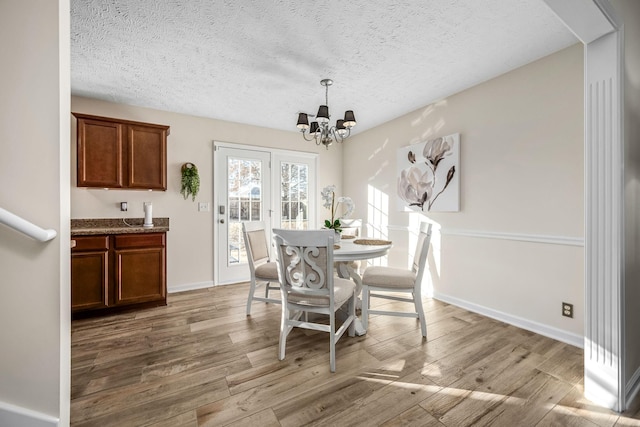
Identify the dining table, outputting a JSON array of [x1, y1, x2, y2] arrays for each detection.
[[333, 236, 392, 335]]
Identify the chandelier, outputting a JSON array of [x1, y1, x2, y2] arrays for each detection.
[[296, 79, 357, 149]]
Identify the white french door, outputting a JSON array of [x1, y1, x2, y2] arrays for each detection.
[[214, 143, 317, 285], [215, 146, 271, 284]]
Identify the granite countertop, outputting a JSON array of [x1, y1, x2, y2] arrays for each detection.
[[71, 218, 170, 236]]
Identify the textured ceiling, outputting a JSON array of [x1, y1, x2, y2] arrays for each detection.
[[70, 0, 577, 134]]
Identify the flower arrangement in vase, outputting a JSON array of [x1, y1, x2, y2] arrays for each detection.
[[321, 185, 354, 234]]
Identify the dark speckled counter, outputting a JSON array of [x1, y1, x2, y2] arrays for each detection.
[[71, 218, 169, 236]]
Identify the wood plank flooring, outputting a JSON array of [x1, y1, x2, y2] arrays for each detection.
[[71, 284, 640, 426]]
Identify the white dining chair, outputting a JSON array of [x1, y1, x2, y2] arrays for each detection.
[[339, 218, 362, 237], [273, 228, 356, 372], [242, 221, 280, 316], [361, 222, 433, 337]]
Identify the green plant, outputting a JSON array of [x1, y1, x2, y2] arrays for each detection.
[[180, 163, 200, 201]]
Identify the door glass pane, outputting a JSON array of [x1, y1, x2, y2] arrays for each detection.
[[280, 161, 308, 230], [227, 157, 263, 264]]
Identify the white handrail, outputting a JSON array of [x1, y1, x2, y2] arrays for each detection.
[[0, 207, 57, 242]]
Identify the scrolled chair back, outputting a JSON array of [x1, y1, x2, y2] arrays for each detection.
[[273, 229, 336, 298]]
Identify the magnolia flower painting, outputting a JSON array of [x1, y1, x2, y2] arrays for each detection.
[[397, 133, 460, 212]]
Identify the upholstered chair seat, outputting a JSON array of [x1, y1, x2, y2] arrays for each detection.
[[254, 261, 278, 280], [362, 266, 416, 288], [288, 277, 355, 307]]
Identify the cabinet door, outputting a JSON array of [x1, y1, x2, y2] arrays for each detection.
[[127, 125, 167, 190], [77, 118, 124, 188], [71, 236, 110, 312], [114, 234, 166, 306]]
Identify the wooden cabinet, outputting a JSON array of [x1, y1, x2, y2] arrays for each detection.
[[71, 236, 109, 311], [73, 113, 169, 190], [114, 233, 166, 306], [71, 232, 167, 317]]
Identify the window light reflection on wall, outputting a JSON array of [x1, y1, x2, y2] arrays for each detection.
[[367, 185, 389, 268]]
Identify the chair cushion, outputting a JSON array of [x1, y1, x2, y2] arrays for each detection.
[[289, 277, 355, 308], [255, 261, 279, 280], [362, 266, 416, 289]]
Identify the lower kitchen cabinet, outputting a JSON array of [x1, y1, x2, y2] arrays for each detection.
[[72, 232, 166, 317], [114, 233, 166, 305], [71, 236, 109, 311]]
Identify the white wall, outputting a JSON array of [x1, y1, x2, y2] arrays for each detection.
[[70, 97, 344, 290], [344, 44, 584, 343], [0, 0, 70, 425], [613, 0, 640, 395]]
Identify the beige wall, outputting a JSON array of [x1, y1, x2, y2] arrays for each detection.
[[0, 0, 70, 424], [344, 43, 585, 341], [70, 97, 344, 290]]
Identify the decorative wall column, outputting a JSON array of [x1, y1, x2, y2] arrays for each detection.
[[543, 0, 626, 411], [584, 28, 625, 411]]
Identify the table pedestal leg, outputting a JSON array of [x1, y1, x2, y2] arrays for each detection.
[[336, 261, 366, 336]]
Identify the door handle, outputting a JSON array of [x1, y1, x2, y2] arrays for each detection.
[[220, 219, 225, 224]]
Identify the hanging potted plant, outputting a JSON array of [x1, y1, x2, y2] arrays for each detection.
[[180, 162, 200, 201]]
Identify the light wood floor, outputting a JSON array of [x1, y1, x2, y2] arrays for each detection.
[[71, 284, 640, 426]]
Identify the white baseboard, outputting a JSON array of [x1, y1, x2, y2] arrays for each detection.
[[168, 280, 214, 293], [0, 401, 58, 427], [433, 292, 583, 348]]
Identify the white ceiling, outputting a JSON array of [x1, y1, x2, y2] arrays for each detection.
[[70, 0, 578, 134]]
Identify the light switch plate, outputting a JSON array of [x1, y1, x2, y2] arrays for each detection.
[[198, 202, 210, 212]]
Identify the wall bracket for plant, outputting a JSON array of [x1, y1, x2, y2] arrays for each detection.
[[180, 162, 200, 201]]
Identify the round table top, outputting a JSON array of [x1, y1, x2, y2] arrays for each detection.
[[333, 239, 392, 262]]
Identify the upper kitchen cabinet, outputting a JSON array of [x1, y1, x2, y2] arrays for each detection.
[[73, 113, 170, 190]]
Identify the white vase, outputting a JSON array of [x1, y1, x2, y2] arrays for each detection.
[[334, 230, 341, 243]]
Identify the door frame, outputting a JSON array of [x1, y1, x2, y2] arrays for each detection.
[[212, 141, 318, 285]]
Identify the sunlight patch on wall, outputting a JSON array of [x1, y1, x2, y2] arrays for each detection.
[[367, 138, 389, 162], [367, 184, 389, 267]]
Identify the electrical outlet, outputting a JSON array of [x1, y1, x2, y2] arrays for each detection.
[[120, 202, 128, 212], [562, 302, 573, 318]]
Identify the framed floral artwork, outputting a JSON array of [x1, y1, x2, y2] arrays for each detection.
[[397, 133, 460, 212]]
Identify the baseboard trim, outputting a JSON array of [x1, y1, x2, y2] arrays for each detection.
[[168, 281, 214, 293], [0, 401, 58, 427], [433, 292, 584, 348]]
